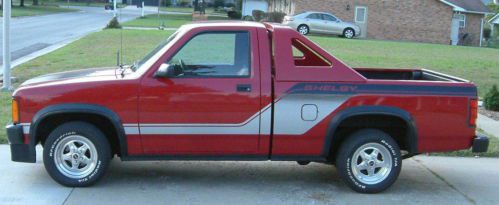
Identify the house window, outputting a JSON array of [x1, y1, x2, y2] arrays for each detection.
[[355, 6, 367, 23], [454, 14, 466, 28]]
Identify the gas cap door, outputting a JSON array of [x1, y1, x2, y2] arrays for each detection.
[[301, 104, 318, 121]]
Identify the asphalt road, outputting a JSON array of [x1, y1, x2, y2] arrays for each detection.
[[0, 6, 157, 73], [0, 145, 498, 205]]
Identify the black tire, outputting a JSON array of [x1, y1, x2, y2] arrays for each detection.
[[343, 28, 355, 39], [297, 24, 309, 35], [336, 129, 401, 193], [43, 121, 111, 187]]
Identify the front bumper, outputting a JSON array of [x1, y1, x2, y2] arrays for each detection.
[[472, 134, 489, 153], [6, 124, 36, 163]]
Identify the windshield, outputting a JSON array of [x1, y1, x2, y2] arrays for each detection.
[[134, 31, 179, 71]]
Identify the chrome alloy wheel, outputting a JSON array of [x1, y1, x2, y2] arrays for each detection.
[[54, 135, 98, 179], [298, 26, 309, 35], [350, 143, 392, 185], [344, 30, 354, 38]]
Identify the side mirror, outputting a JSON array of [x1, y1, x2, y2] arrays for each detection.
[[154, 63, 178, 78]]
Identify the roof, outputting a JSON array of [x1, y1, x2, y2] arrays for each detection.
[[183, 21, 266, 28], [440, 0, 491, 14]]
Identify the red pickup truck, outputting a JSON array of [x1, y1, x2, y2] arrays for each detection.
[[7, 22, 488, 193]]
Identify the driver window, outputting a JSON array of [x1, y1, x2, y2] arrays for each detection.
[[167, 32, 250, 77]]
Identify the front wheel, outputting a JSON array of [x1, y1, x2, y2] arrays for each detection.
[[43, 122, 111, 187], [336, 129, 401, 193]]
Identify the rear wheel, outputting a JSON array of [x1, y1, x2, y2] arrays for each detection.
[[336, 129, 401, 193], [43, 122, 111, 187], [343, 28, 355, 39], [298, 24, 309, 35]]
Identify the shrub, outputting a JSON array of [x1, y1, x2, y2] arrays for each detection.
[[242, 15, 255, 21], [178, 0, 189, 7], [483, 27, 491, 40], [162, 0, 172, 7], [214, 0, 225, 8], [252, 10, 265, 22], [225, 2, 235, 8], [266, 11, 286, 23], [227, 10, 242, 19], [485, 85, 499, 111], [105, 17, 122, 29]]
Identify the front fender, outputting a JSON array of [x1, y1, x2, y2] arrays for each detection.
[[29, 104, 128, 156]]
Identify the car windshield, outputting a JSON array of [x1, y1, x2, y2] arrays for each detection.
[[134, 30, 179, 72]]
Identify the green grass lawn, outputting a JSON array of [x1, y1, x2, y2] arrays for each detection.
[[160, 6, 197, 13], [43, 0, 125, 8], [122, 13, 229, 28], [55, 2, 125, 8], [122, 14, 192, 28], [159, 6, 226, 15], [1, 5, 77, 17]]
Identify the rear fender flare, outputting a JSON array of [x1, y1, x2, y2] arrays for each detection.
[[322, 106, 418, 157]]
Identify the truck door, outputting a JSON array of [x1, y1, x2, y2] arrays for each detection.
[[138, 29, 263, 156]]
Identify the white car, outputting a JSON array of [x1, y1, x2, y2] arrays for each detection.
[[282, 11, 361, 38]]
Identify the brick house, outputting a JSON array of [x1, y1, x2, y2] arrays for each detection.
[[268, 0, 491, 46]]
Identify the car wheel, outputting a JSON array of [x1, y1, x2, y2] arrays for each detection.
[[298, 25, 309, 35], [43, 121, 111, 187], [343, 28, 355, 39], [335, 129, 401, 193]]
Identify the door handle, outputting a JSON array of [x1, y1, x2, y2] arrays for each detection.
[[237, 84, 252, 92]]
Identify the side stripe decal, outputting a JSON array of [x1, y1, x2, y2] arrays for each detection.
[[288, 83, 477, 97], [125, 94, 349, 136]]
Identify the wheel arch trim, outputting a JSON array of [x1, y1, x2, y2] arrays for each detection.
[[29, 103, 128, 157], [322, 106, 418, 157]]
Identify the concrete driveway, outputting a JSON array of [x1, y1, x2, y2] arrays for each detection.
[[0, 145, 498, 205], [0, 6, 159, 72]]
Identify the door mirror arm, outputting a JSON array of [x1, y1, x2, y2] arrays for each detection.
[[154, 63, 182, 78]]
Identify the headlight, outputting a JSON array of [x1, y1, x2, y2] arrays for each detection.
[[12, 99, 19, 124]]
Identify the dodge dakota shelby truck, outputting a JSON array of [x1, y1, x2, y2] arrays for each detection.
[[7, 22, 489, 193]]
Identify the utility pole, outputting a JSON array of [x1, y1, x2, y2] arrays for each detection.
[[2, 0, 12, 91], [113, 0, 117, 17], [141, 1, 144, 17]]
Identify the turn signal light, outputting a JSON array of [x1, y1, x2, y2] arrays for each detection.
[[12, 99, 19, 124], [469, 99, 478, 127]]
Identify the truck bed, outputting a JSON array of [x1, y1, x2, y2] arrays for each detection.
[[354, 68, 469, 82]]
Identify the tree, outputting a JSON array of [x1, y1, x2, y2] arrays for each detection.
[[20, 0, 25, 7], [33, 0, 39, 6], [214, 0, 225, 8]]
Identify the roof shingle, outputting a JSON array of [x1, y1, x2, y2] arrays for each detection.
[[441, 0, 490, 13]]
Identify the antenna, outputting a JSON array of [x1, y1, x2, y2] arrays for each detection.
[[116, 49, 120, 66], [119, 6, 123, 67]]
